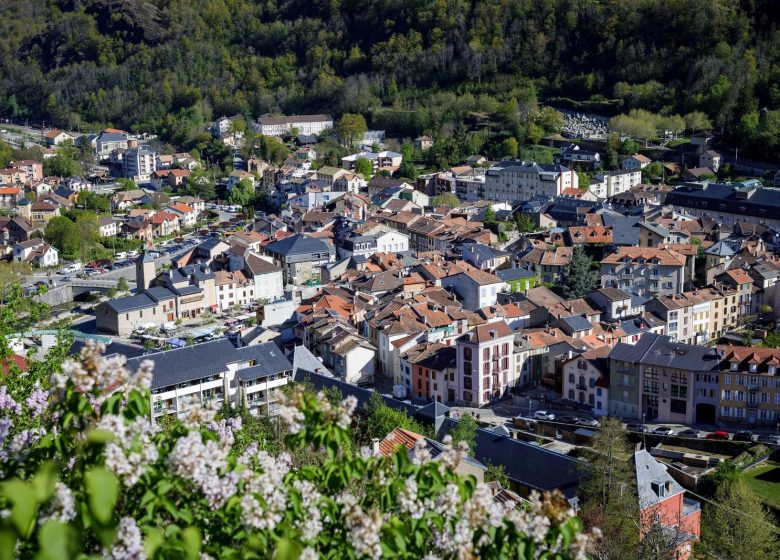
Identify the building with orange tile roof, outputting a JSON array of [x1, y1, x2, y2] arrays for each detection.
[[601, 247, 687, 296]]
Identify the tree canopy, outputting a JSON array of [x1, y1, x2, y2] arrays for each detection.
[[0, 1, 778, 157]]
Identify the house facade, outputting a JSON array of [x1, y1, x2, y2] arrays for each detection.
[[484, 160, 577, 203], [601, 247, 686, 296], [456, 321, 515, 406], [718, 346, 780, 428]]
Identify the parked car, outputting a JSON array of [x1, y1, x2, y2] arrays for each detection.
[[127, 250, 139, 258], [115, 252, 127, 260], [678, 428, 701, 439], [627, 423, 649, 433], [733, 430, 754, 442], [652, 426, 674, 436], [757, 434, 780, 445], [61, 276, 73, 282], [575, 417, 600, 428], [534, 410, 556, 421], [555, 415, 578, 425], [706, 431, 730, 440]]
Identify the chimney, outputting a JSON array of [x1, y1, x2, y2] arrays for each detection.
[[665, 480, 673, 493], [371, 438, 380, 455]]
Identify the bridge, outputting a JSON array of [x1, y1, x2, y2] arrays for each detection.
[[34, 279, 135, 306]]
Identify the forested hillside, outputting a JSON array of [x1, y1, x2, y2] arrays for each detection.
[[1, 0, 778, 151]]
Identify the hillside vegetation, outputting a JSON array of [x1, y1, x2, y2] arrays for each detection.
[[0, 1, 778, 153]]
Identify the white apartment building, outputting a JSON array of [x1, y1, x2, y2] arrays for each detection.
[[256, 114, 333, 137], [123, 147, 157, 182], [127, 340, 293, 419], [484, 161, 577, 202], [590, 169, 642, 199]]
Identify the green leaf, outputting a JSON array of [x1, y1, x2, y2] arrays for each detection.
[[0, 529, 18, 560], [86, 429, 115, 444], [85, 467, 119, 525], [181, 526, 201, 560], [272, 537, 301, 560], [144, 527, 164, 558], [36, 521, 77, 560], [2, 480, 37, 538], [31, 464, 57, 503]]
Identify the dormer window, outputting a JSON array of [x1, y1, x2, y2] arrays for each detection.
[[749, 363, 758, 372], [769, 365, 777, 375], [638, 258, 645, 265], [623, 257, 631, 264], [730, 361, 739, 371]]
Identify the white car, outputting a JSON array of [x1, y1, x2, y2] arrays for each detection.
[[115, 252, 127, 260], [534, 410, 556, 421], [127, 250, 139, 258]]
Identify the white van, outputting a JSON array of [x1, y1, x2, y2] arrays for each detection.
[[115, 252, 127, 260], [61, 262, 82, 274], [127, 250, 139, 258]]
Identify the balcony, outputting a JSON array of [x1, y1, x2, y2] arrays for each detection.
[[577, 383, 588, 391], [683, 497, 700, 517]]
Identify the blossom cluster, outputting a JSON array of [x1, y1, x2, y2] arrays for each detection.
[[101, 414, 159, 487]]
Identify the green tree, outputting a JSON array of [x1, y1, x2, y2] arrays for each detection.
[[353, 156, 373, 178], [483, 205, 497, 224], [555, 247, 599, 299], [642, 161, 663, 183], [484, 463, 510, 488], [227, 179, 256, 207], [684, 111, 712, 133], [364, 392, 429, 442], [116, 277, 129, 292], [499, 137, 519, 158], [335, 113, 367, 150], [699, 481, 780, 560], [448, 413, 478, 456], [78, 191, 110, 213], [185, 169, 216, 201], [579, 418, 639, 560], [44, 216, 80, 259], [514, 213, 536, 233], [431, 193, 461, 208], [397, 160, 418, 180], [43, 152, 82, 178]]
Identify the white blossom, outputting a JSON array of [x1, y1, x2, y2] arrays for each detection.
[[41, 482, 76, 523], [100, 415, 158, 487], [106, 517, 146, 560], [169, 430, 235, 508]]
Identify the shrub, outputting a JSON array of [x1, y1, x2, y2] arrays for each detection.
[[0, 343, 591, 559]]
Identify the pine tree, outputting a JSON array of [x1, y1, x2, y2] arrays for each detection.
[[556, 247, 599, 299]]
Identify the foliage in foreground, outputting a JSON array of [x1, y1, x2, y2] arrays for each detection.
[[0, 343, 592, 559]]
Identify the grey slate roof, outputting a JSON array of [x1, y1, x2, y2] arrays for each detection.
[[126, 339, 291, 390], [145, 286, 176, 301], [705, 240, 737, 257], [265, 234, 332, 258], [665, 181, 780, 220], [496, 267, 536, 282], [292, 345, 332, 377], [609, 333, 720, 371], [558, 315, 593, 333], [438, 419, 583, 502], [105, 293, 156, 313], [235, 343, 293, 381], [635, 449, 685, 509]]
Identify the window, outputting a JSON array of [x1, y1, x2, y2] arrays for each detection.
[[483, 348, 490, 360], [464, 376, 472, 390], [464, 347, 472, 360], [670, 399, 687, 415]]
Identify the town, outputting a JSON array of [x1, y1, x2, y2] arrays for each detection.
[[2, 108, 779, 557]]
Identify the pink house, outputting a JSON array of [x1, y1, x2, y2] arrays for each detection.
[[456, 320, 514, 406], [635, 449, 700, 559]]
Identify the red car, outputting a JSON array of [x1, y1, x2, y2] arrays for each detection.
[[706, 431, 730, 440]]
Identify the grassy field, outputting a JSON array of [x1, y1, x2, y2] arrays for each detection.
[[741, 461, 780, 509]]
